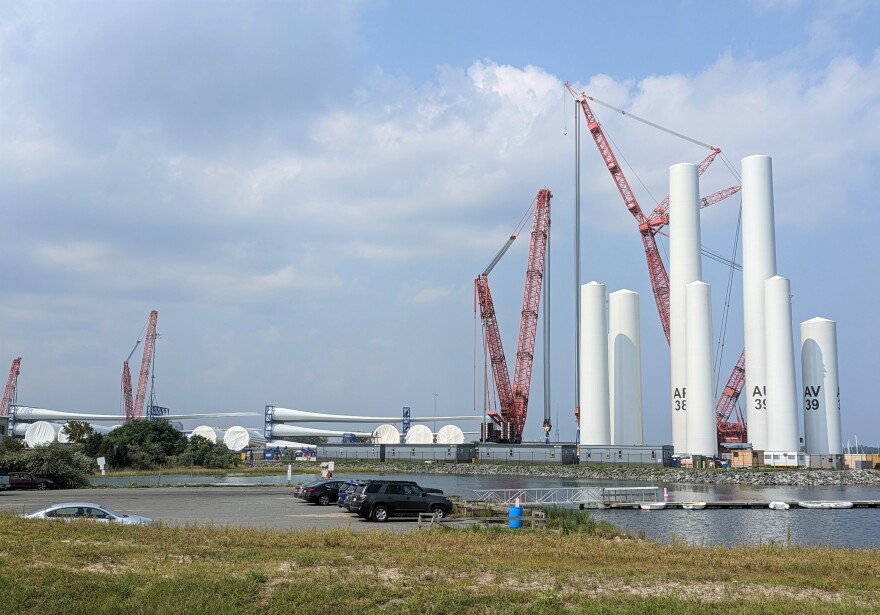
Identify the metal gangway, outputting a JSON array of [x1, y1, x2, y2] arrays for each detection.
[[471, 486, 658, 508]]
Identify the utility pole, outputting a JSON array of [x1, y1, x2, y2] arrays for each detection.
[[574, 96, 582, 444]]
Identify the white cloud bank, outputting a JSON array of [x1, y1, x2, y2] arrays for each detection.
[[1, 2, 878, 440]]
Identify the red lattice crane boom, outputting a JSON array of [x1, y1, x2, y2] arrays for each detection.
[[121, 322, 146, 422], [566, 85, 746, 443], [475, 273, 514, 418], [129, 310, 158, 422], [121, 359, 134, 423], [476, 189, 552, 442], [1, 357, 22, 417]]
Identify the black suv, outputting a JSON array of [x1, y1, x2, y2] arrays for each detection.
[[351, 480, 452, 522]]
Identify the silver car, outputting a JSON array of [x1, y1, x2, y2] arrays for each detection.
[[23, 502, 153, 526]]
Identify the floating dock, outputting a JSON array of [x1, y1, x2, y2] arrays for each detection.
[[607, 500, 880, 510]]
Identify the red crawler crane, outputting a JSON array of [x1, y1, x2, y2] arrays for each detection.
[[1, 357, 22, 417], [122, 311, 158, 423], [566, 85, 747, 443], [476, 189, 552, 443]]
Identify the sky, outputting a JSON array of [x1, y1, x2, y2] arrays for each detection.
[[1, 0, 879, 447]]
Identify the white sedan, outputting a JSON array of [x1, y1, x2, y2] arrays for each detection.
[[22, 502, 153, 525]]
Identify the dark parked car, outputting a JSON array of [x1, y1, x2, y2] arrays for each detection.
[[337, 480, 367, 509], [296, 479, 345, 505], [350, 480, 453, 522], [294, 479, 324, 498], [9, 472, 55, 490]]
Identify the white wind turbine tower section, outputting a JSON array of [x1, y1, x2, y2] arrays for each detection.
[[24, 421, 62, 447], [669, 163, 702, 454], [741, 155, 777, 451], [801, 317, 842, 455], [436, 424, 465, 444], [271, 407, 479, 423], [271, 424, 373, 438], [404, 424, 434, 444], [371, 424, 401, 444], [579, 282, 610, 445], [764, 276, 800, 452], [609, 289, 643, 445], [685, 281, 718, 457], [190, 425, 225, 444], [223, 426, 267, 452], [265, 440, 317, 451]]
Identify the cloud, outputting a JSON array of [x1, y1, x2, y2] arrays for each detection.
[[571, 50, 880, 230], [413, 286, 454, 305], [5, 35, 879, 306], [2, 2, 879, 440]]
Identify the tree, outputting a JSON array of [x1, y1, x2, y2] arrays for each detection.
[[202, 443, 236, 468], [61, 421, 94, 444], [1, 437, 25, 453], [82, 432, 104, 458], [98, 420, 187, 469], [177, 435, 235, 469]]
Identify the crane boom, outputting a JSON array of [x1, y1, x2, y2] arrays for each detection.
[[122, 362, 133, 422], [475, 275, 515, 418], [121, 339, 140, 422], [716, 350, 747, 442], [476, 189, 552, 442], [511, 189, 552, 438], [566, 84, 746, 443], [132, 310, 158, 422], [1, 357, 22, 417]]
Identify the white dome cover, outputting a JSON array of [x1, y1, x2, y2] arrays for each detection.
[[435, 424, 465, 444], [371, 424, 401, 444], [223, 426, 252, 451], [24, 421, 61, 447], [191, 425, 223, 444], [404, 424, 434, 444]]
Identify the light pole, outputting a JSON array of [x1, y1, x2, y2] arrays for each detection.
[[433, 392, 438, 433]]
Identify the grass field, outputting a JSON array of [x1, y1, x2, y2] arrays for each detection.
[[1, 509, 878, 614]]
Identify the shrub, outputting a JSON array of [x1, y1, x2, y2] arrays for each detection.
[[98, 420, 187, 469], [0, 442, 93, 488]]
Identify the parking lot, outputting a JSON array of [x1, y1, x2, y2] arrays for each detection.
[[0, 486, 428, 533]]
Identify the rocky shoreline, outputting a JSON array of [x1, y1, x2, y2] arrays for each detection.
[[331, 461, 880, 486]]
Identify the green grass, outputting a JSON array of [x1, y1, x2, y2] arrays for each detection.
[[1, 515, 878, 614], [543, 506, 629, 537]]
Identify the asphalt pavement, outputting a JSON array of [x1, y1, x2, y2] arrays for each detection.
[[0, 486, 423, 533]]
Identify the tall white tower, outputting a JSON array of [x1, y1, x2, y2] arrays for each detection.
[[669, 163, 702, 454], [764, 276, 799, 452], [609, 289, 643, 445], [685, 281, 718, 457], [741, 155, 777, 451], [801, 317, 842, 455], [579, 282, 611, 445]]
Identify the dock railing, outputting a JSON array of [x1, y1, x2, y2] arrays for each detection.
[[601, 487, 660, 504]]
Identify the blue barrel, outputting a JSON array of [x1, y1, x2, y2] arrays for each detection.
[[508, 506, 523, 529]]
